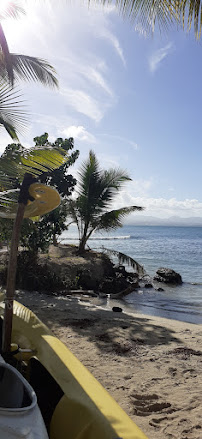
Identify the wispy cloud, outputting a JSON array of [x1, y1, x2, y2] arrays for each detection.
[[61, 88, 105, 122], [57, 55, 114, 97], [100, 133, 139, 150], [62, 126, 96, 143], [99, 29, 126, 67], [149, 43, 173, 73]]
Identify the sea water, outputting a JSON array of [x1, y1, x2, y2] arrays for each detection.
[[60, 226, 202, 324]]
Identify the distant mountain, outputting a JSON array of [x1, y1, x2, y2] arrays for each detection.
[[126, 215, 202, 227]]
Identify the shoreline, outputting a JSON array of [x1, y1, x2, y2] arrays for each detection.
[[16, 289, 202, 439]]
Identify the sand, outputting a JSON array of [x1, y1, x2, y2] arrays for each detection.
[[16, 289, 202, 439]]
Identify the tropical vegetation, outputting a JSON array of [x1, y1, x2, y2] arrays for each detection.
[[66, 150, 143, 253], [0, 129, 71, 352], [0, 133, 79, 252]]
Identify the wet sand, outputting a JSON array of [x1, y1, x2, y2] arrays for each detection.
[[16, 290, 202, 439]]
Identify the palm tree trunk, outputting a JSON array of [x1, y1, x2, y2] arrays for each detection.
[[78, 222, 89, 253], [2, 173, 35, 353]]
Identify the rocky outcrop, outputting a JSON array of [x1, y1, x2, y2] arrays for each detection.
[[154, 267, 182, 285], [0, 246, 141, 297]]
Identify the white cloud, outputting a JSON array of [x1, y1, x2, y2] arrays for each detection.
[[98, 29, 126, 67], [3, 1, 120, 127], [57, 55, 114, 97], [62, 126, 96, 143], [114, 191, 202, 218], [61, 88, 104, 122], [149, 43, 173, 73]]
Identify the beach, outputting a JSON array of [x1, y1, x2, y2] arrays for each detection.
[[16, 289, 202, 439]]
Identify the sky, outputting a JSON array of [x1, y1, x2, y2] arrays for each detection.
[[1, 0, 202, 223]]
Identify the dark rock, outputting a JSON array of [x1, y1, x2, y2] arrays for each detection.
[[112, 306, 123, 313], [78, 269, 97, 290], [154, 267, 182, 285], [114, 265, 127, 277], [144, 283, 153, 289], [99, 275, 128, 295], [156, 287, 165, 292], [127, 272, 139, 282]]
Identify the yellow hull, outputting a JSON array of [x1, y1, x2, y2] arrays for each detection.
[[2, 301, 148, 439]]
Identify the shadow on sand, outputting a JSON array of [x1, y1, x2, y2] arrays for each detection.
[[16, 291, 181, 356]]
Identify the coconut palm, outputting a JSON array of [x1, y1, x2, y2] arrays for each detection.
[[0, 1, 58, 141], [67, 150, 143, 253], [1, 141, 69, 352], [0, 2, 57, 87]]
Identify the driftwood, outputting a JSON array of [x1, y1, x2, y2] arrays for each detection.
[[63, 289, 97, 297], [110, 284, 136, 299]]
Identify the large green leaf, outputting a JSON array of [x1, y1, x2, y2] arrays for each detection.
[[0, 145, 69, 191]]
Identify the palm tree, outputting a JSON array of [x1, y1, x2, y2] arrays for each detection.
[[0, 142, 69, 352], [0, 3, 57, 87], [0, 1, 58, 141], [67, 150, 143, 253], [90, 0, 202, 39]]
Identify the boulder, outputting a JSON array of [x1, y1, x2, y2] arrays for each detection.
[[112, 306, 123, 313], [144, 283, 153, 289], [154, 268, 182, 285]]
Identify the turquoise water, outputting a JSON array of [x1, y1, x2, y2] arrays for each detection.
[[61, 226, 202, 324]]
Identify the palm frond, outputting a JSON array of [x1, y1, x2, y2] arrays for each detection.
[[66, 199, 81, 237], [0, 188, 19, 218], [0, 117, 18, 139], [102, 246, 145, 276], [0, 23, 14, 84], [0, 145, 69, 191], [92, 206, 144, 231], [0, 80, 27, 139], [9, 54, 58, 88], [92, 0, 202, 39], [0, 2, 25, 20], [77, 151, 132, 221], [90, 0, 178, 34]]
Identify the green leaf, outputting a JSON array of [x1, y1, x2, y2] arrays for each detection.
[[9, 54, 58, 88]]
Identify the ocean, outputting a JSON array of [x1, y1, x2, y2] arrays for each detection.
[[60, 226, 202, 324]]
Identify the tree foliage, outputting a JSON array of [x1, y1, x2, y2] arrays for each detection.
[[90, 0, 202, 39], [66, 150, 143, 253], [0, 133, 79, 252]]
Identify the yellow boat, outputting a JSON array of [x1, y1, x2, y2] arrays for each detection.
[[0, 299, 148, 439]]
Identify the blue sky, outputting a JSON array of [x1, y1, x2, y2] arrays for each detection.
[[1, 0, 202, 222]]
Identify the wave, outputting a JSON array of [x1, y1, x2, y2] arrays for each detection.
[[62, 235, 131, 241], [89, 235, 131, 240]]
